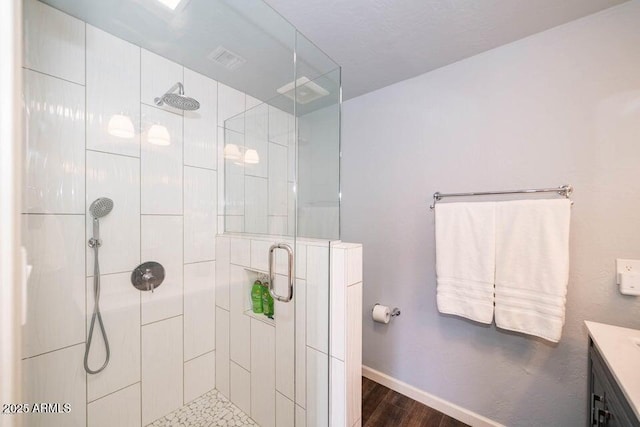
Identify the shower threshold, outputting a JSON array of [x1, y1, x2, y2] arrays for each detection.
[[147, 389, 258, 427]]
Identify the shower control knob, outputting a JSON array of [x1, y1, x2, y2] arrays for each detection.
[[131, 262, 165, 292]]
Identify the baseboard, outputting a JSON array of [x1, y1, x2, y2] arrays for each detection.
[[362, 365, 504, 427]]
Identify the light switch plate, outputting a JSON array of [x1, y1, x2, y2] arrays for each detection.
[[616, 259, 640, 285]]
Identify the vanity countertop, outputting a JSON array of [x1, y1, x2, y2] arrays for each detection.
[[585, 321, 640, 420]]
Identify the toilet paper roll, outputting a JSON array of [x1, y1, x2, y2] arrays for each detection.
[[372, 304, 391, 324]]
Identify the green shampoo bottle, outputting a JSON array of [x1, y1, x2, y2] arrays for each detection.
[[262, 285, 274, 318], [251, 280, 264, 314]]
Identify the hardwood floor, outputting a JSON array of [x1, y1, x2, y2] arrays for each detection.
[[362, 377, 469, 427]]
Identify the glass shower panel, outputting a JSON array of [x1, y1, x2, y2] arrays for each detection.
[[20, 0, 339, 425], [295, 33, 341, 241]]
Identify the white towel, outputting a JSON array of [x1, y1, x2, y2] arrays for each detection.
[[494, 199, 571, 342], [435, 202, 496, 324]]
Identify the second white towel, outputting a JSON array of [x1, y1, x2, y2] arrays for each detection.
[[494, 199, 571, 342]]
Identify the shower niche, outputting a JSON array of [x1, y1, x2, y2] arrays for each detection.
[[20, 0, 361, 425]]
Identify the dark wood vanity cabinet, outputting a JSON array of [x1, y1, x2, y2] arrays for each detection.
[[589, 339, 639, 427]]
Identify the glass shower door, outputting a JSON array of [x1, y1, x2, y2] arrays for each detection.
[[219, 42, 341, 425]]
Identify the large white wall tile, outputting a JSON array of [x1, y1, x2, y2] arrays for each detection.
[[215, 307, 230, 398], [23, 0, 85, 84], [245, 103, 268, 178], [184, 261, 215, 360], [246, 102, 267, 138], [224, 130, 245, 216], [306, 347, 329, 427], [346, 246, 363, 286], [268, 216, 288, 236], [245, 135, 269, 178], [225, 215, 245, 233], [230, 361, 251, 416], [296, 405, 307, 427], [88, 383, 141, 427], [306, 245, 330, 354], [86, 25, 140, 157], [23, 70, 85, 214], [245, 176, 268, 234], [218, 83, 245, 128], [330, 248, 346, 361], [215, 236, 230, 310], [296, 243, 307, 279], [22, 214, 85, 358], [229, 265, 251, 370], [347, 282, 363, 427], [275, 276, 294, 401], [141, 215, 183, 324], [250, 239, 270, 272], [86, 150, 140, 275], [141, 316, 183, 425], [230, 237, 250, 267], [22, 344, 86, 427], [86, 272, 140, 402], [330, 358, 346, 427], [184, 167, 216, 263], [184, 351, 215, 404], [217, 127, 225, 213], [141, 105, 183, 214], [295, 279, 307, 408], [251, 319, 276, 427], [276, 393, 295, 427], [184, 69, 217, 169], [268, 106, 289, 146], [141, 49, 183, 114], [268, 142, 288, 216]]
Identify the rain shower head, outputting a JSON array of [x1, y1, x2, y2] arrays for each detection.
[[89, 197, 114, 219], [154, 82, 200, 111]]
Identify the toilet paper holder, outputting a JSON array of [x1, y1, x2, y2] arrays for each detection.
[[372, 303, 401, 318]]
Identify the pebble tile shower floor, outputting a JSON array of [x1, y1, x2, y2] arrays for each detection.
[[147, 390, 258, 427]]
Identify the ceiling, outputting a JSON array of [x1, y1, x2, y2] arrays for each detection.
[[264, 0, 629, 100], [43, 0, 340, 113], [44, 0, 629, 104]]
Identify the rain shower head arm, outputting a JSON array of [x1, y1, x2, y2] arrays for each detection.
[[166, 82, 184, 95], [155, 82, 185, 107]]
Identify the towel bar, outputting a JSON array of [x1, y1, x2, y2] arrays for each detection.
[[429, 185, 573, 210]]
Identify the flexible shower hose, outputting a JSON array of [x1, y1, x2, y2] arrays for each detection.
[[84, 242, 110, 374]]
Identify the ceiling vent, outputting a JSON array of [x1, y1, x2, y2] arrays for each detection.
[[277, 77, 329, 105], [207, 46, 246, 71]]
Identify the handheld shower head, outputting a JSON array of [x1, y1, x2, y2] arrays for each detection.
[[154, 82, 200, 111], [86, 196, 114, 374], [89, 197, 114, 219]]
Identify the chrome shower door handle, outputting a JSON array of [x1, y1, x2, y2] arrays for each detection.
[[268, 243, 294, 302]]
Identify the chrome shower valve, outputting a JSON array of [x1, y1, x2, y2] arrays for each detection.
[[88, 237, 101, 248]]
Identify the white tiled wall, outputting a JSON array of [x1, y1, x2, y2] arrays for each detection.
[[21, 1, 241, 424], [22, 214, 85, 358], [23, 69, 85, 214], [221, 101, 296, 237], [215, 234, 363, 427], [23, 3, 358, 427], [184, 261, 216, 360], [88, 383, 141, 427], [141, 316, 184, 425], [86, 25, 140, 157], [22, 344, 87, 427], [86, 272, 140, 402]]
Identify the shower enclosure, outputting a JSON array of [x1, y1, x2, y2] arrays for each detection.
[[15, 0, 362, 426]]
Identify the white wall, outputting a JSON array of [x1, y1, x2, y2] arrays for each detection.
[[20, 1, 249, 424], [342, 2, 640, 426]]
